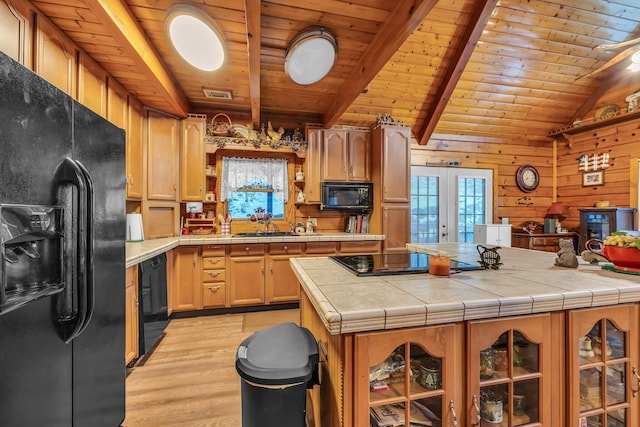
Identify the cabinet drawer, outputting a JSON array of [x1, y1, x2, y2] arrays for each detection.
[[339, 240, 381, 254], [202, 245, 226, 256], [202, 283, 225, 308], [202, 268, 225, 283], [269, 242, 303, 255], [229, 243, 266, 257], [304, 241, 338, 254], [202, 256, 225, 269]]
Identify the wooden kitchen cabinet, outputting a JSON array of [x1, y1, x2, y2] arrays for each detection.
[[467, 314, 554, 426], [106, 78, 128, 129], [322, 129, 370, 182], [77, 52, 106, 118], [0, 0, 31, 67], [381, 204, 411, 253], [227, 244, 266, 306], [147, 110, 178, 201], [125, 265, 139, 365], [171, 246, 201, 312], [578, 208, 637, 251], [354, 324, 464, 427], [304, 241, 338, 255], [201, 244, 226, 309], [369, 125, 411, 253], [511, 231, 579, 253], [266, 242, 303, 304], [179, 114, 206, 202], [372, 125, 411, 203], [304, 128, 323, 203], [567, 304, 639, 427], [34, 16, 76, 96], [126, 97, 145, 200]]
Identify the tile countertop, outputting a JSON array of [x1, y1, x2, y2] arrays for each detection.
[[125, 233, 385, 268], [290, 243, 640, 336]]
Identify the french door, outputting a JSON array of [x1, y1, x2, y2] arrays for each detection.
[[410, 166, 493, 243]]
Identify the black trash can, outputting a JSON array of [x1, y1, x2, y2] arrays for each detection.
[[236, 322, 319, 427]]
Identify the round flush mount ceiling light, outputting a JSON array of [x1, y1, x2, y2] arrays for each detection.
[[285, 27, 337, 85], [165, 4, 225, 72]]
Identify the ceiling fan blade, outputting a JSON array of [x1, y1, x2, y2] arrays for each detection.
[[576, 47, 636, 80], [595, 36, 640, 51]]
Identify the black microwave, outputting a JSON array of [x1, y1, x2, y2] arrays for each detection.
[[321, 181, 373, 211]]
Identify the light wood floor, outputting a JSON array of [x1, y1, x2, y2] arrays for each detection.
[[123, 309, 300, 427]]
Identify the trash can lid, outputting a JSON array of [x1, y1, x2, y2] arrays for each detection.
[[236, 322, 319, 385]]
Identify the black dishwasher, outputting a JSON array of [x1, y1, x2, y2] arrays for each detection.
[[138, 253, 168, 357]]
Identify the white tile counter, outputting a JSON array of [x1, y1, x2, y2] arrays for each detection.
[[290, 243, 640, 335], [125, 233, 385, 267]]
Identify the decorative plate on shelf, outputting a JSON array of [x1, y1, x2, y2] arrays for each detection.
[[594, 104, 619, 120]]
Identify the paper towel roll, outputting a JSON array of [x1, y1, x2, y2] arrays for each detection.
[[126, 213, 144, 241]]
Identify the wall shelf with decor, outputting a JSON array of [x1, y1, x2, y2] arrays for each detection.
[[548, 108, 640, 137], [205, 137, 307, 158]]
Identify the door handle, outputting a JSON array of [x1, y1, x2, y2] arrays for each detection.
[[632, 366, 640, 397], [52, 157, 94, 343]]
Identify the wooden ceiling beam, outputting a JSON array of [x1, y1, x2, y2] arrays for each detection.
[[245, 0, 261, 128], [416, 0, 498, 146], [322, 0, 438, 128], [83, 0, 190, 117]]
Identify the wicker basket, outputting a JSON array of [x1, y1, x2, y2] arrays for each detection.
[[210, 113, 234, 136]]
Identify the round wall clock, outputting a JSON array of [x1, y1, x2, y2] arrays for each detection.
[[516, 165, 539, 192]]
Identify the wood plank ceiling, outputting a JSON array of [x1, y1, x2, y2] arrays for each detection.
[[29, 0, 640, 145]]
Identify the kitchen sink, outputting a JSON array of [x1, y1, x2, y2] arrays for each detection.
[[233, 231, 297, 237]]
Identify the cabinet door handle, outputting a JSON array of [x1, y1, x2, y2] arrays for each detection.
[[449, 400, 458, 427], [245, 246, 250, 252], [207, 271, 221, 277], [207, 258, 222, 265], [193, 255, 197, 267], [283, 245, 288, 251], [632, 366, 640, 397], [270, 263, 273, 274], [471, 394, 481, 426], [207, 285, 221, 292], [261, 263, 264, 275]]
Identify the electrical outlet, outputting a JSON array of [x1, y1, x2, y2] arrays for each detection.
[[307, 217, 318, 228]]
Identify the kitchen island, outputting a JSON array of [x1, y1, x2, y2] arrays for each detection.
[[291, 243, 640, 427]]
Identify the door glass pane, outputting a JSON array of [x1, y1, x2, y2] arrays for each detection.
[[607, 363, 626, 406], [580, 367, 602, 411], [514, 379, 539, 425], [580, 322, 601, 365], [606, 320, 625, 360], [480, 384, 507, 425], [369, 345, 405, 403], [410, 343, 442, 392], [607, 408, 626, 427], [514, 330, 539, 374], [458, 177, 486, 242], [410, 175, 439, 243]]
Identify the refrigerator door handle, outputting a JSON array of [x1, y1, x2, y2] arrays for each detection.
[[75, 160, 95, 336], [52, 157, 93, 343]]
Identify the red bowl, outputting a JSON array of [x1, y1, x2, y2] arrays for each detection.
[[586, 239, 640, 270]]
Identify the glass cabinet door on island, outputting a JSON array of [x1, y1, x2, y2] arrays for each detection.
[[354, 324, 463, 427], [467, 314, 552, 426], [568, 304, 639, 427]]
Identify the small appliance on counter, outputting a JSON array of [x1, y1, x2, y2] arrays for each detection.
[[126, 213, 144, 241]]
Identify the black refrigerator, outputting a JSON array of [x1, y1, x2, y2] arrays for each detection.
[[0, 51, 126, 426]]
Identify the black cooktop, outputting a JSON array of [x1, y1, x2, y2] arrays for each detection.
[[330, 252, 483, 276]]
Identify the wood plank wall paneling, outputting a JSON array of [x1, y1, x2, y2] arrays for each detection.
[[556, 118, 640, 230], [412, 135, 554, 229]]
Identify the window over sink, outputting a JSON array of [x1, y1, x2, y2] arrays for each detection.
[[221, 157, 288, 220]]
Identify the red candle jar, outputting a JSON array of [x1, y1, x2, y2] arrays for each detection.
[[429, 255, 450, 276]]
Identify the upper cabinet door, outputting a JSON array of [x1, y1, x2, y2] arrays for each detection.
[[35, 17, 76, 97], [147, 110, 178, 201], [77, 52, 107, 118], [0, 0, 31, 67], [304, 128, 322, 203], [381, 127, 411, 202], [107, 78, 128, 129], [126, 98, 145, 200], [179, 116, 205, 202], [347, 130, 370, 181], [322, 129, 348, 181]]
